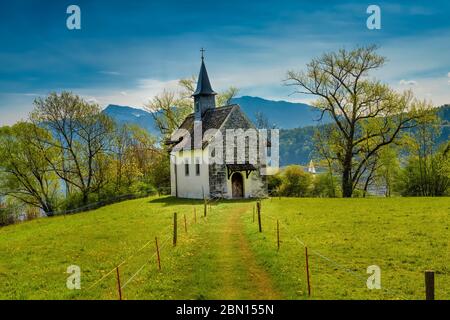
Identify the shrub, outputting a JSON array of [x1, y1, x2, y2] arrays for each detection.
[[278, 165, 312, 197], [311, 173, 340, 198], [267, 173, 283, 196]]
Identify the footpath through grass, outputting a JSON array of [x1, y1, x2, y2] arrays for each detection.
[[0, 196, 448, 299], [0, 196, 281, 299]]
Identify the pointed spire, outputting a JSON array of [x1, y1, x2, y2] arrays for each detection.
[[193, 49, 216, 97]]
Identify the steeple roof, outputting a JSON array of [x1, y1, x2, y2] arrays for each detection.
[[193, 57, 217, 97]]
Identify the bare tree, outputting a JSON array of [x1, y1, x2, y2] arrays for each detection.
[[285, 45, 431, 197], [30, 92, 114, 205]]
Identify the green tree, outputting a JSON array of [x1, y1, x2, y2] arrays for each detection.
[[399, 141, 450, 196], [285, 45, 431, 197], [374, 145, 401, 197], [148, 153, 171, 194], [267, 172, 283, 195], [30, 92, 115, 206], [311, 173, 340, 198], [278, 165, 312, 197], [0, 123, 60, 214]]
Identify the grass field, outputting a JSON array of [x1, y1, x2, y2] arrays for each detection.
[[0, 196, 448, 300]]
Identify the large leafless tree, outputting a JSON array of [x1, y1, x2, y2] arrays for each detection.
[[285, 45, 431, 197]]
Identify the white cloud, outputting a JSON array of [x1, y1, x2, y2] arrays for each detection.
[[137, 78, 179, 91], [73, 78, 181, 110], [393, 76, 450, 106], [399, 80, 418, 86], [99, 71, 121, 76], [84, 96, 99, 104]]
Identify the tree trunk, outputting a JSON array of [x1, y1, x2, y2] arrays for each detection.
[[42, 203, 54, 217], [342, 168, 353, 198], [82, 192, 89, 206], [342, 153, 353, 198]]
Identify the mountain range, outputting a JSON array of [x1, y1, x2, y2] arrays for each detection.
[[103, 97, 449, 166], [103, 96, 331, 134]]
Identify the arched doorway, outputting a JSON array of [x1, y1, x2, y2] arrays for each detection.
[[231, 172, 244, 198]]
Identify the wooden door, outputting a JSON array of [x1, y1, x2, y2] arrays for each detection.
[[231, 173, 244, 198]]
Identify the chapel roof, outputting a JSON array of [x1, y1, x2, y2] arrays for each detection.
[[166, 104, 237, 151]]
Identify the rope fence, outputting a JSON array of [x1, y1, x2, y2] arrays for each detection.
[[85, 202, 208, 299], [254, 199, 418, 299], [82, 197, 432, 300]]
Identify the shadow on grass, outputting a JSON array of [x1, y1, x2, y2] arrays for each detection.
[[148, 196, 257, 207]]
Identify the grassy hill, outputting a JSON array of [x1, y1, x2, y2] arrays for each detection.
[[1, 196, 448, 300]]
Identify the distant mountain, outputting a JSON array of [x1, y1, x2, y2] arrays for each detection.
[[102, 96, 329, 135], [231, 96, 331, 128], [279, 104, 450, 166], [102, 101, 449, 166], [103, 105, 160, 136]]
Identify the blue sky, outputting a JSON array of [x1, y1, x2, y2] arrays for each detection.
[[1, 0, 450, 124]]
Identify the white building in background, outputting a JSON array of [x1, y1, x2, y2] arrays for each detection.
[[308, 160, 316, 174]]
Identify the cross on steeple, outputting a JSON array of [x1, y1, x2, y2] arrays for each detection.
[[200, 48, 205, 60]]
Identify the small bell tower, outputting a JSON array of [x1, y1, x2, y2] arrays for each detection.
[[193, 48, 216, 120]]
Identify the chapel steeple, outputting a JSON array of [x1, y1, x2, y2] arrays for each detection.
[[193, 49, 216, 120]]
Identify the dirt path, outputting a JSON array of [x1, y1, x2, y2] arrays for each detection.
[[215, 205, 281, 299]]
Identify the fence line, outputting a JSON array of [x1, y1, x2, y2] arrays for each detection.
[[85, 198, 411, 299], [260, 208, 407, 299], [87, 222, 174, 290], [87, 203, 205, 294], [122, 234, 172, 289], [122, 207, 205, 289]]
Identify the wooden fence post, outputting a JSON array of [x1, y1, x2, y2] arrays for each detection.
[[184, 214, 187, 233], [277, 220, 280, 251], [425, 270, 435, 300], [194, 208, 197, 223], [173, 212, 177, 246], [155, 237, 161, 271], [204, 198, 207, 217], [305, 246, 311, 297], [116, 266, 122, 300], [257, 201, 262, 233]]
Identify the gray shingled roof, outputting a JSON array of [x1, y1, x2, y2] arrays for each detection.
[[167, 105, 236, 151]]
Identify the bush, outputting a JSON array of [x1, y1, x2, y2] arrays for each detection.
[[278, 165, 312, 197], [397, 143, 450, 196], [311, 173, 340, 198], [267, 173, 283, 196], [0, 199, 22, 226]]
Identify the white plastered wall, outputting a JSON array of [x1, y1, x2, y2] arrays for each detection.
[[170, 149, 210, 199]]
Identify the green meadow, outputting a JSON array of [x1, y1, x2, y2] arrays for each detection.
[[0, 196, 449, 300]]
